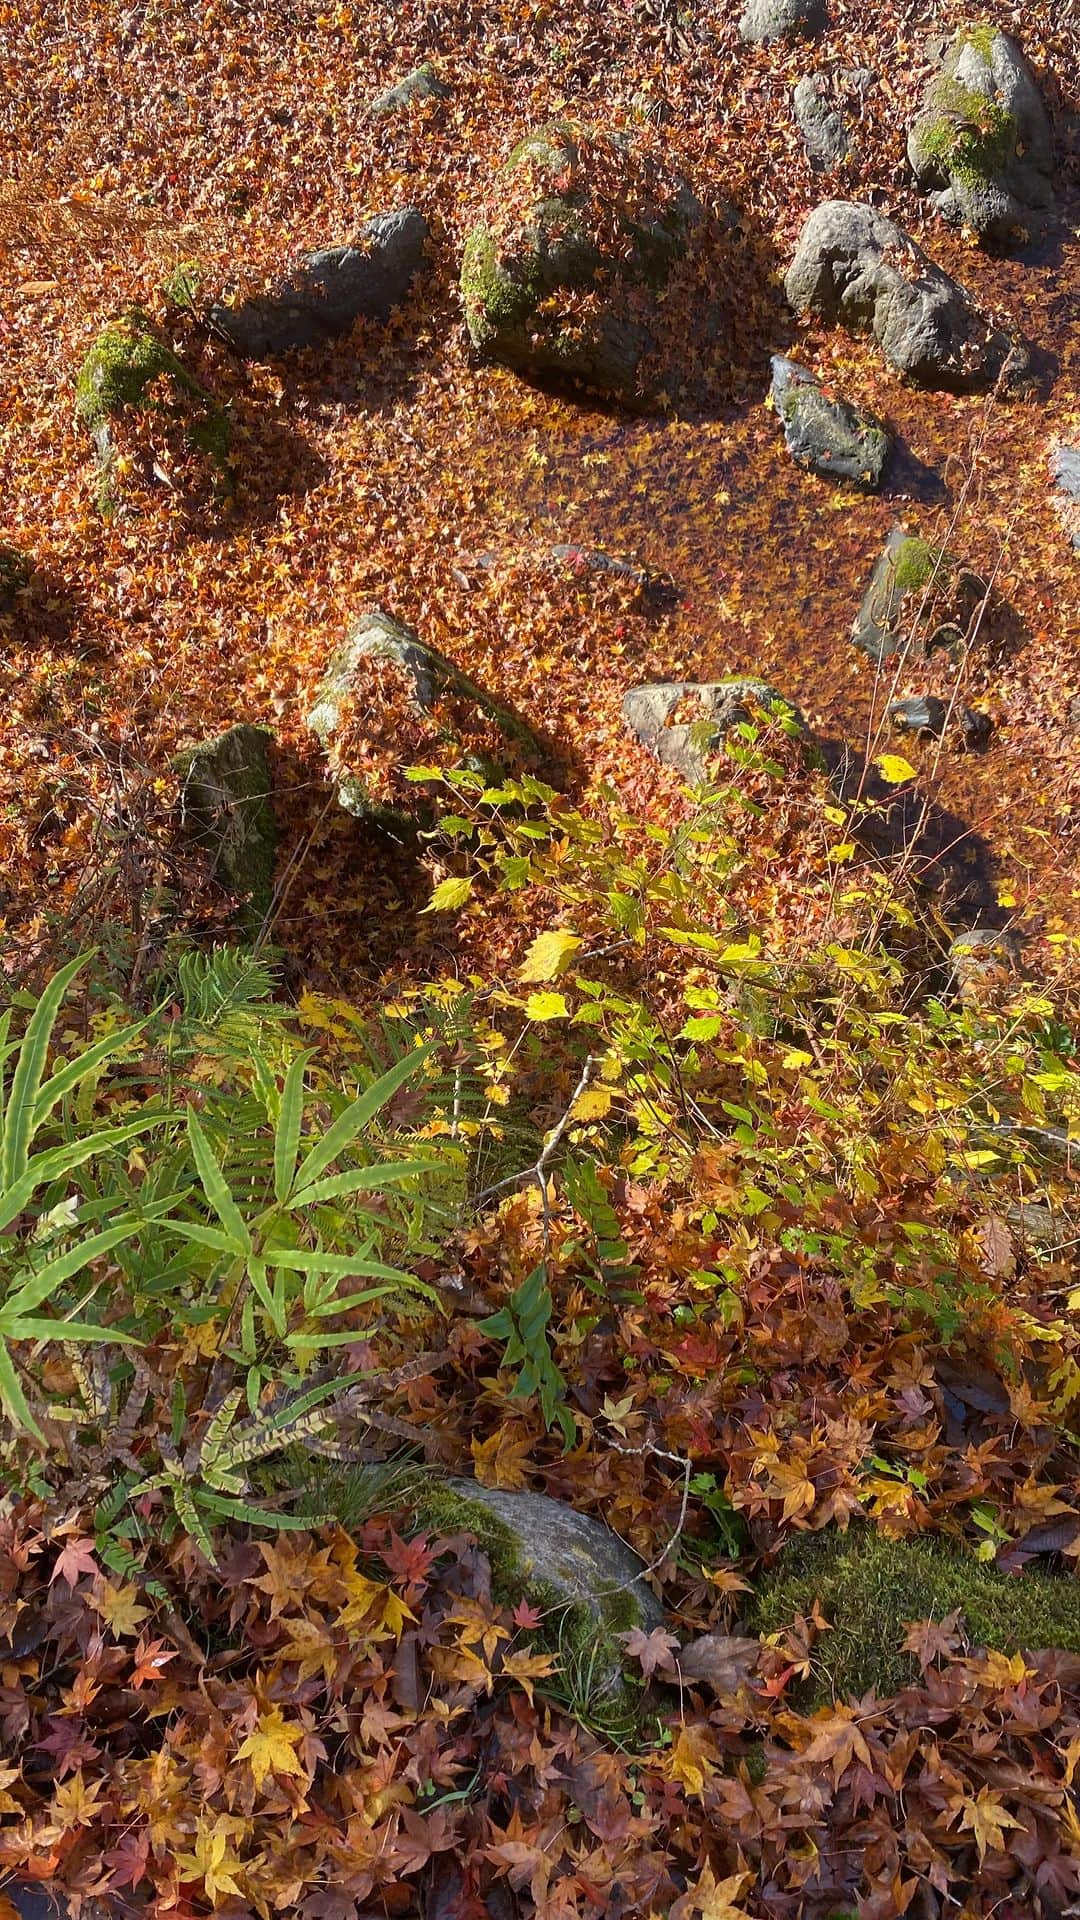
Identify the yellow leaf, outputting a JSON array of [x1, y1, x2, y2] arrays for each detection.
[[235, 1706, 306, 1790], [90, 1578, 150, 1639], [381, 1590, 418, 1638], [524, 990, 569, 1021], [680, 1863, 753, 1920], [571, 1084, 613, 1121], [425, 875, 473, 913], [875, 753, 918, 785], [957, 1787, 1024, 1862], [668, 1724, 718, 1798], [519, 929, 582, 981]]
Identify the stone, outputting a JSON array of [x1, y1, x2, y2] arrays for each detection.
[[307, 606, 543, 820], [461, 121, 703, 406], [784, 200, 1029, 391], [792, 75, 850, 171], [852, 525, 986, 663], [623, 678, 806, 783], [738, 0, 826, 46], [1050, 444, 1080, 551], [950, 925, 1022, 999], [369, 61, 451, 116], [174, 724, 277, 931], [769, 355, 890, 488], [888, 693, 949, 736], [75, 309, 231, 516], [418, 1478, 663, 1733], [211, 210, 429, 357], [908, 27, 1054, 243], [550, 544, 648, 587]]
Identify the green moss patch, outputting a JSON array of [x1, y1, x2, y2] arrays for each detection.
[[891, 535, 945, 595], [752, 1527, 1080, 1702], [919, 81, 1017, 190], [75, 310, 231, 510]]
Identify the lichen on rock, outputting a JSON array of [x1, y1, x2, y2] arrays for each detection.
[[908, 26, 1054, 242], [852, 525, 987, 663]]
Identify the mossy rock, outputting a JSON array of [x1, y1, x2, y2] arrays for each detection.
[[415, 1479, 664, 1738], [852, 524, 986, 663], [908, 27, 1054, 242], [752, 1526, 1080, 1702], [461, 120, 702, 406], [0, 545, 30, 610], [75, 310, 230, 514], [370, 61, 451, 116], [623, 677, 809, 784], [770, 356, 890, 490], [174, 724, 277, 932]]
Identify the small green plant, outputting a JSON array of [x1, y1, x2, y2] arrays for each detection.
[[479, 1264, 576, 1445]]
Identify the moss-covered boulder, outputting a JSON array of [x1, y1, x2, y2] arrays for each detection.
[[784, 200, 1029, 392], [417, 1479, 664, 1736], [210, 211, 429, 358], [949, 925, 1022, 1003], [307, 607, 544, 823], [370, 62, 451, 117], [851, 524, 986, 663], [752, 1527, 1080, 1702], [623, 678, 807, 783], [770, 356, 890, 489], [908, 27, 1054, 244], [0, 545, 30, 611], [461, 121, 703, 407], [75, 310, 230, 516], [174, 724, 277, 932]]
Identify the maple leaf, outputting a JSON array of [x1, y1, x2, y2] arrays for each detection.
[[621, 1624, 680, 1678], [129, 1634, 178, 1689], [668, 1724, 720, 1798], [512, 1597, 542, 1630], [670, 1864, 753, 1920], [236, 1705, 306, 1790], [89, 1578, 150, 1639], [50, 1769, 107, 1831], [902, 1613, 961, 1668], [801, 1704, 873, 1784], [956, 1787, 1025, 1862], [176, 1816, 248, 1901], [501, 1645, 560, 1702], [471, 1424, 533, 1489], [677, 1634, 761, 1696], [49, 1536, 98, 1587]]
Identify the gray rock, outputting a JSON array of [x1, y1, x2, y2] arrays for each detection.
[[1005, 1201, 1072, 1253], [770, 355, 890, 488], [461, 121, 703, 406], [211, 210, 429, 357], [423, 1479, 663, 1729], [950, 926, 1022, 1000], [623, 677, 806, 783], [174, 724, 277, 929], [370, 61, 451, 116], [739, 0, 826, 45], [307, 606, 542, 818], [784, 199, 1029, 391], [888, 693, 949, 735], [793, 76, 850, 170], [1051, 444, 1080, 551], [852, 525, 986, 663], [908, 28, 1054, 243], [551, 544, 648, 586]]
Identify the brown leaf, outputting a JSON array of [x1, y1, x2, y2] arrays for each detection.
[[676, 1634, 762, 1696]]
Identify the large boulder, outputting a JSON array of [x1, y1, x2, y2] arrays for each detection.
[[739, 0, 826, 45], [770, 355, 890, 489], [211, 210, 429, 357], [418, 1479, 664, 1734], [307, 607, 543, 821], [461, 121, 703, 406], [174, 724, 277, 931], [784, 200, 1028, 391], [1051, 444, 1080, 551], [852, 525, 986, 663], [792, 75, 851, 171], [623, 678, 806, 784], [908, 27, 1054, 243]]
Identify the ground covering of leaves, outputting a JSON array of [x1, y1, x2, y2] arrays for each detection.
[[0, 0, 1077, 987], [3, 1, 1080, 1916]]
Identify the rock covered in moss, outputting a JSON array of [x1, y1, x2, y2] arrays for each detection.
[[852, 525, 986, 663], [738, 0, 826, 46], [908, 27, 1054, 243], [174, 724, 277, 931], [1051, 444, 1080, 552], [623, 677, 807, 783], [370, 61, 451, 116], [784, 200, 1029, 391], [417, 1478, 664, 1734], [792, 75, 850, 171], [0, 544, 30, 610], [769, 355, 889, 488], [751, 1526, 1080, 1702], [211, 210, 429, 357], [307, 606, 543, 820], [75, 310, 231, 513], [461, 121, 703, 406]]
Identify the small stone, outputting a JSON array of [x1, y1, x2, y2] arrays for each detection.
[[888, 694, 948, 736], [770, 355, 890, 488], [369, 61, 451, 117], [792, 75, 850, 171], [950, 926, 1022, 1000], [623, 678, 806, 783], [174, 724, 277, 930], [211, 210, 429, 357], [739, 0, 826, 46], [1050, 444, 1080, 552]]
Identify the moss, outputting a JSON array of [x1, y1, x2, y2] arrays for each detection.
[[959, 20, 999, 62], [413, 1482, 648, 1741], [752, 1527, 1080, 1703], [891, 535, 945, 595], [919, 78, 1017, 190], [173, 724, 277, 929], [461, 225, 535, 344], [75, 310, 231, 492]]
